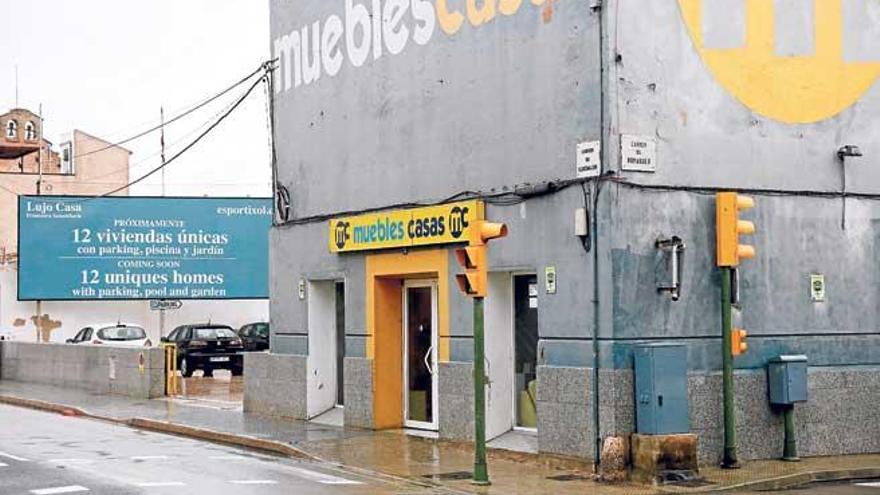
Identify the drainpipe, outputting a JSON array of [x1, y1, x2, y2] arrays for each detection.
[[591, 0, 607, 471]]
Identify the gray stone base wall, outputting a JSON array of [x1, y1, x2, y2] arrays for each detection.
[[690, 367, 880, 465], [537, 365, 594, 460], [243, 352, 307, 419], [343, 357, 373, 428], [599, 369, 635, 437], [0, 341, 165, 399], [439, 361, 474, 441]]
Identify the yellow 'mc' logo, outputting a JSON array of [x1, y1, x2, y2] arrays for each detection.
[[678, 0, 880, 123]]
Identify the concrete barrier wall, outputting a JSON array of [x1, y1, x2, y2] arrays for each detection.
[[0, 341, 165, 399], [243, 352, 307, 419]]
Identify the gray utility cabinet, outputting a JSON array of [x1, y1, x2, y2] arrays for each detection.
[[768, 355, 808, 405], [634, 343, 690, 434]]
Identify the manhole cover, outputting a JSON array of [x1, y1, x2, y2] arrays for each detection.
[[423, 471, 473, 481], [547, 474, 592, 482]]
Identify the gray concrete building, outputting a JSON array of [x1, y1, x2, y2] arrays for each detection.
[[254, 0, 880, 464]]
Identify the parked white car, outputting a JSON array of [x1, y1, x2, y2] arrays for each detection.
[[66, 323, 152, 347]]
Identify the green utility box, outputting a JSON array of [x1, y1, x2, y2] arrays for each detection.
[[768, 355, 808, 405], [634, 343, 690, 434]]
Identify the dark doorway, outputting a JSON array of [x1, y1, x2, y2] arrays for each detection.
[[514, 274, 539, 428], [335, 281, 345, 406]]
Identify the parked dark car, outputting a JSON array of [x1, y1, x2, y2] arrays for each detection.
[[162, 324, 243, 378], [238, 322, 269, 352]]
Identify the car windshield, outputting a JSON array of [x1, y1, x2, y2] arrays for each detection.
[[97, 326, 146, 341], [194, 327, 237, 340], [255, 323, 269, 338]]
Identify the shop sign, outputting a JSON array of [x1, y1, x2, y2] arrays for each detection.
[[329, 200, 484, 253]]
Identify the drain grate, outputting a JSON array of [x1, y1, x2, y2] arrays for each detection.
[[659, 470, 714, 487], [423, 471, 473, 481], [547, 474, 593, 482]]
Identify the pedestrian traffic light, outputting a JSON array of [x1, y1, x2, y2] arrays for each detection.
[[731, 328, 748, 356], [716, 192, 756, 267], [454, 221, 508, 298]]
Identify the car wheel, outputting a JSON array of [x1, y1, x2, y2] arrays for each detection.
[[231, 367, 243, 377], [180, 358, 194, 378]]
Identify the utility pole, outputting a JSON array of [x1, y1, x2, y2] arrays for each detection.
[[472, 296, 488, 485], [35, 104, 43, 343], [160, 106, 166, 197], [159, 106, 166, 340]]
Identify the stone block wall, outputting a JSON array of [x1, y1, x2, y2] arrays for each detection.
[[536, 365, 594, 459], [0, 341, 164, 399], [343, 357, 373, 428], [439, 361, 474, 441], [690, 367, 880, 464], [243, 352, 307, 419]]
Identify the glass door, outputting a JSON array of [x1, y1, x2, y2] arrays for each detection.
[[403, 280, 438, 430]]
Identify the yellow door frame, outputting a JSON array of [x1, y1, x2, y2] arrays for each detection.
[[365, 248, 449, 428]]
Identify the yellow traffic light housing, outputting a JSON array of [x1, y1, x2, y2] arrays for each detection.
[[716, 192, 756, 267], [731, 328, 748, 356], [470, 221, 508, 246], [455, 221, 507, 298], [454, 246, 486, 297]]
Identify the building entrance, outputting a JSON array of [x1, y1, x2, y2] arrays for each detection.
[[403, 280, 438, 430]]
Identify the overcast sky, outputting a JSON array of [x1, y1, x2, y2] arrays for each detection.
[[0, 0, 271, 197]]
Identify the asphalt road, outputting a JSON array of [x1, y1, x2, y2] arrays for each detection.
[[0, 404, 438, 494]]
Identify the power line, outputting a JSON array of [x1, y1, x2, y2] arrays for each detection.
[[72, 63, 265, 160], [96, 73, 267, 198], [78, 84, 252, 184]]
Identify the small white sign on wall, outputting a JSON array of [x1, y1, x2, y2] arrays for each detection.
[[576, 140, 601, 178], [621, 135, 657, 172]]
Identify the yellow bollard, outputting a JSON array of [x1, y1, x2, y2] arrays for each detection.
[[162, 343, 179, 396]]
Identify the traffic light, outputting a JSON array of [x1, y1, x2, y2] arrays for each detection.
[[454, 221, 508, 298], [716, 192, 756, 267], [455, 246, 486, 297], [731, 328, 748, 356]]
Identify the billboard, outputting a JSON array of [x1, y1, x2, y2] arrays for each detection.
[[18, 196, 272, 301]]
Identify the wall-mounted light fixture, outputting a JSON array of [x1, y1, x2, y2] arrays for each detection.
[[837, 145, 863, 230], [656, 236, 686, 301]]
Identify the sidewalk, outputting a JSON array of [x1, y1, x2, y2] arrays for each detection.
[[1, 381, 879, 494]]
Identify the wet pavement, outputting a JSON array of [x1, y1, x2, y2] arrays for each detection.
[[179, 369, 243, 404], [0, 403, 435, 494], [2, 380, 880, 494], [0, 381, 627, 494]]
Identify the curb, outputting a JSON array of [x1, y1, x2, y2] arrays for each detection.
[[126, 417, 317, 461], [0, 395, 116, 423], [659, 468, 880, 493]]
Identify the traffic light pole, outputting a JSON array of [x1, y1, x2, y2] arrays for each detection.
[[472, 297, 490, 485], [721, 267, 739, 469]]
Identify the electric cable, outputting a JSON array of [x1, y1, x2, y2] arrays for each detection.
[[275, 168, 880, 230], [78, 84, 253, 184], [71, 64, 266, 160], [92, 74, 267, 199]]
